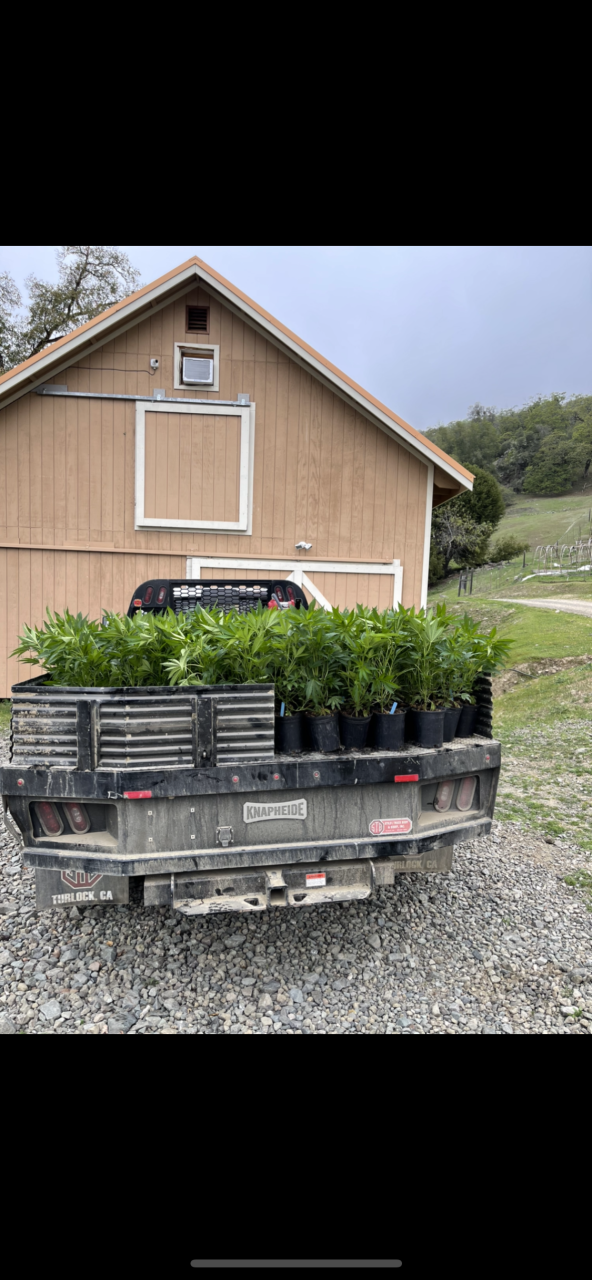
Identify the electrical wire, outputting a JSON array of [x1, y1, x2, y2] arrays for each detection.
[[74, 367, 157, 374]]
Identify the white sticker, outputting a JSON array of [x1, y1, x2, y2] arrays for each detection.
[[369, 817, 412, 836], [243, 798, 307, 823], [306, 872, 326, 887]]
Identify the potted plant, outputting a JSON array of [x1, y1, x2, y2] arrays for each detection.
[[336, 612, 384, 749], [436, 626, 469, 741], [402, 610, 448, 747], [299, 606, 344, 751], [269, 610, 309, 753], [364, 606, 409, 749], [452, 618, 512, 738]]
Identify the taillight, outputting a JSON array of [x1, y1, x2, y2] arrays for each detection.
[[275, 586, 284, 601], [34, 801, 64, 836], [456, 777, 477, 811], [434, 780, 455, 813], [287, 585, 295, 602], [63, 801, 90, 834], [133, 598, 142, 607], [143, 586, 154, 604], [157, 587, 167, 604]]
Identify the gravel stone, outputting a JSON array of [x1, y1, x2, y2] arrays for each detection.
[[2, 728, 592, 1035], [39, 1000, 61, 1021]]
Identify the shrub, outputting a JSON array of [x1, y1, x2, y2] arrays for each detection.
[[489, 535, 530, 561]]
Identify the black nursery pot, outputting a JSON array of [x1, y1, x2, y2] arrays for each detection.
[[339, 712, 371, 750], [405, 708, 444, 748], [443, 705, 462, 742], [306, 713, 341, 753], [371, 710, 406, 750], [456, 704, 478, 738], [275, 712, 304, 753]]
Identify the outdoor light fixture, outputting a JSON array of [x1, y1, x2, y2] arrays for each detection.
[[295, 542, 312, 550]]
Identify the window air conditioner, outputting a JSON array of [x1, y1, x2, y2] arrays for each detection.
[[182, 356, 214, 385]]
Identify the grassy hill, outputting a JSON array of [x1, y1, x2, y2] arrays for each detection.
[[495, 491, 592, 549]]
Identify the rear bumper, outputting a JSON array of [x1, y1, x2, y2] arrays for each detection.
[[149, 845, 457, 914], [20, 817, 490, 877]]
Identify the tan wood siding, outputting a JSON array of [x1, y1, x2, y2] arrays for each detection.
[[0, 549, 185, 694], [143, 411, 240, 523], [305, 572, 397, 611], [0, 287, 429, 694]]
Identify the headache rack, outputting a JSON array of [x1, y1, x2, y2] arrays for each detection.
[[127, 579, 308, 617], [9, 679, 276, 770]]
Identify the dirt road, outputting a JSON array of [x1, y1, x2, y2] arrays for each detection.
[[498, 598, 592, 618]]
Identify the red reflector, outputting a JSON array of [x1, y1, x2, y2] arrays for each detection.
[[63, 801, 90, 834], [143, 586, 154, 604], [133, 598, 142, 607], [395, 774, 419, 782], [156, 587, 167, 604], [123, 790, 152, 799], [34, 801, 63, 836]]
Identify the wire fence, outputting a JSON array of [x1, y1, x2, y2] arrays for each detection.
[[435, 510, 592, 599], [454, 542, 592, 598]]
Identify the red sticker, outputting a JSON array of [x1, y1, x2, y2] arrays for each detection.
[[369, 817, 412, 836], [123, 790, 152, 799]]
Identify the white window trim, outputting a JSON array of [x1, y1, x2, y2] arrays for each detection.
[[135, 400, 254, 533], [186, 556, 403, 609], [173, 341, 220, 392]]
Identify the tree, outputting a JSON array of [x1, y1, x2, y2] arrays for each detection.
[[425, 393, 592, 496], [495, 426, 545, 490], [522, 433, 587, 495], [0, 246, 141, 374], [430, 507, 493, 578], [425, 417, 501, 474], [455, 466, 505, 528]]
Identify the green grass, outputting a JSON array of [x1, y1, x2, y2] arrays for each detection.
[[427, 598, 592, 663], [493, 663, 592, 854], [495, 491, 592, 549], [430, 560, 592, 602], [429, 490, 592, 608], [0, 701, 10, 733]]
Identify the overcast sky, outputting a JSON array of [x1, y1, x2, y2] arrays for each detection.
[[1, 245, 590, 431]]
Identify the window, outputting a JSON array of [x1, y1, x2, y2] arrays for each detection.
[[186, 305, 209, 333], [173, 342, 220, 392]]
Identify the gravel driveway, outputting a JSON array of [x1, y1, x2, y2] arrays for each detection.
[[2, 735, 591, 1035], [499, 597, 592, 617]]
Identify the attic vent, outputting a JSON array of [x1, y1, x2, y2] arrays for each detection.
[[186, 306, 209, 333]]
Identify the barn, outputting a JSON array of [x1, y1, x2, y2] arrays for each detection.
[[0, 254, 472, 696]]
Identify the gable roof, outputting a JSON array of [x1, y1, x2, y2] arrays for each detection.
[[0, 254, 473, 489]]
